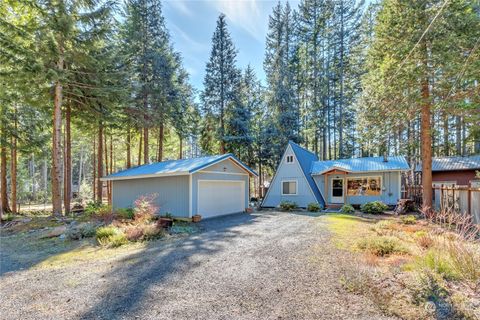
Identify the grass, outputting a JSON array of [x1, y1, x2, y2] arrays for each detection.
[[326, 213, 480, 319], [325, 214, 378, 250]]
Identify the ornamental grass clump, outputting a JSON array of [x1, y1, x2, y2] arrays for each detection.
[[357, 236, 407, 256], [96, 226, 127, 247]]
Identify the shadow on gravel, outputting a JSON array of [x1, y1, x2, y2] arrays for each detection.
[[80, 212, 259, 319]]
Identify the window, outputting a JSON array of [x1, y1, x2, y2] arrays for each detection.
[[347, 177, 382, 196], [286, 155, 294, 163], [282, 181, 297, 195]]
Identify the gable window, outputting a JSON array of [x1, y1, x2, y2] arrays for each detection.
[[347, 177, 382, 196], [282, 180, 297, 195], [286, 155, 294, 164]]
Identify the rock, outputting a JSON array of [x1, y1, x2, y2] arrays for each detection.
[[59, 234, 66, 240], [41, 226, 67, 238]]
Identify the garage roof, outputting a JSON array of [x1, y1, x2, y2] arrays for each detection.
[[102, 154, 257, 181], [415, 155, 480, 172]]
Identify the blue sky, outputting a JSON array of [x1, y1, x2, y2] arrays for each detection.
[[163, 0, 299, 92]]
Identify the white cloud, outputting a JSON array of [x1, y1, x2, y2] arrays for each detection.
[[165, 0, 194, 17], [208, 0, 266, 42], [170, 23, 210, 53]]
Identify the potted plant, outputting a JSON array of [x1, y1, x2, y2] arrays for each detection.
[[157, 212, 173, 228], [192, 214, 202, 223]]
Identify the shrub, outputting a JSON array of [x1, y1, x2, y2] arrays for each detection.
[[357, 236, 407, 256], [84, 201, 102, 216], [340, 204, 355, 214], [360, 201, 388, 214], [307, 202, 321, 212], [134, 194, 159, 222], [142, 224, 165, 240], [96, 226, 118, 240], [95, 205, 113, 223], [125, 226, 144, 242], [103, 233, 128, 248], [116, 208, 134, 220], [416, 234, 434, 249], [445, 240, 480, 284], [96, 226, 127, 247], [2, 214, 14, 222], [163, 212, 173, 219], [400, 215, 417, 225], [416, 249, 458, 280], [279, 201, 297, 211]]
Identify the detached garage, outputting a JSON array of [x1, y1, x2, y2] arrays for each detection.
[[101, 154, 257, 219]]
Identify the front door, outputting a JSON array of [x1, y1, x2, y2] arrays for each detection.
[[331, 178, 344, 204]]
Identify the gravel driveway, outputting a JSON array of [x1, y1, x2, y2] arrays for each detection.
[[0, 211, 395, 320]]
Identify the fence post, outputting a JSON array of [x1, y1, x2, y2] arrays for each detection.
[[440, 184, 444, 211], [467, 182, 471, 216]]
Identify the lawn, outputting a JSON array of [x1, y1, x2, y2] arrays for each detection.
[[325, 212, 480, 320]]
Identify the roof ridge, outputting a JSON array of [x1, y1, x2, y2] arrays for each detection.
[[288, 140, 317, 158]]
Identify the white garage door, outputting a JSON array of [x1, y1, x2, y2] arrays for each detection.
[[198, 180, 245, 218]]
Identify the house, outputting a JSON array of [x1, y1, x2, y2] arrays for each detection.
[[415, 155, 480, 186], [101, 154, 257, 219], [262, 141, 410, 208]]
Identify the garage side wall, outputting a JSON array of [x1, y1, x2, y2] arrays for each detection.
[[112, 175, 190, 217], [192, 171, 249, 216]]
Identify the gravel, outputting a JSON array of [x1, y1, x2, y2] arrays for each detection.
[[0, 211, 396, 320]]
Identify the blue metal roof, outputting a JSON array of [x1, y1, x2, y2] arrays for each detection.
[[416, 155, 480, 172], [103, 153, 257, 180], [289, 141, 326, 207], [311, 156, 410, 174]]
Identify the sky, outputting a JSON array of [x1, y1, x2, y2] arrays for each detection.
[[163, 0, 300, 92]]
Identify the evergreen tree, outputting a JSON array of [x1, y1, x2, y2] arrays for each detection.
[[264, 2, 301, 165], [202, 14, 239, 154]]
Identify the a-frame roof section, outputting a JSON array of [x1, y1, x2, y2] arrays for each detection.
[[288, 141, 325, 207]]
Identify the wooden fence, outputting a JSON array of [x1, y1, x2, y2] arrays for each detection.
[[404, 183, 480, 224]]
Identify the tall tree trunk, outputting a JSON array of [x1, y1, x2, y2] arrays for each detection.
[[104, 131, 109, 204], [461, 117, 466, 156], [455, 116, 461, 155], [52, 48, 64, 216], [143, 127, 149, 164], [126, 129, 131, 169], [78, 146, 83, 190], [442, 112, 449, 156], [421, 65, 433, 210], [10, 106, 17, 213], [179, 134, 183, 160], [338, 0, 345, 158], [158, 123, 164, 162], [93, 138, 96, 201], [97, 122, 103, 203], [138, 130, 142, 166], [1, 142, 10, 215], [64, 104, 71, 214], [108, 135, 113, 205]]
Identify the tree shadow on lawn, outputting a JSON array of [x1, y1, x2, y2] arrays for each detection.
[[0, 230, 89, 276], [80, 212, 259, 319]]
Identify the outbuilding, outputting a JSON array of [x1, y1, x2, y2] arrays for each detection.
[[101, 154, 257, 219], [416, 155, 480, 186]]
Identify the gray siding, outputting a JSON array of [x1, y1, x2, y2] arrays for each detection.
[[198, 158, 246, 174], [313, 171, 401, 205], [262, 145, 317, 208], [192, 171, 249, 216], [112, 175, 190, 217]]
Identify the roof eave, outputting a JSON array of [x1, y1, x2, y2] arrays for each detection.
[[100, 171, 190, 181]]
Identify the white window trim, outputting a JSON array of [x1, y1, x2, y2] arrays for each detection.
[[285, 155, 295, 164], [346, 176, 383, 196], [281, 180, 298, 195]]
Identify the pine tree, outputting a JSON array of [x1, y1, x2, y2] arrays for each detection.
[[264, 2, 301, 165], [202, 14, 239, 154]]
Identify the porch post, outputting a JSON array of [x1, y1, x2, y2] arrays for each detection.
[[344, 173, 348, 205], [324, 174, 328, 207]]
